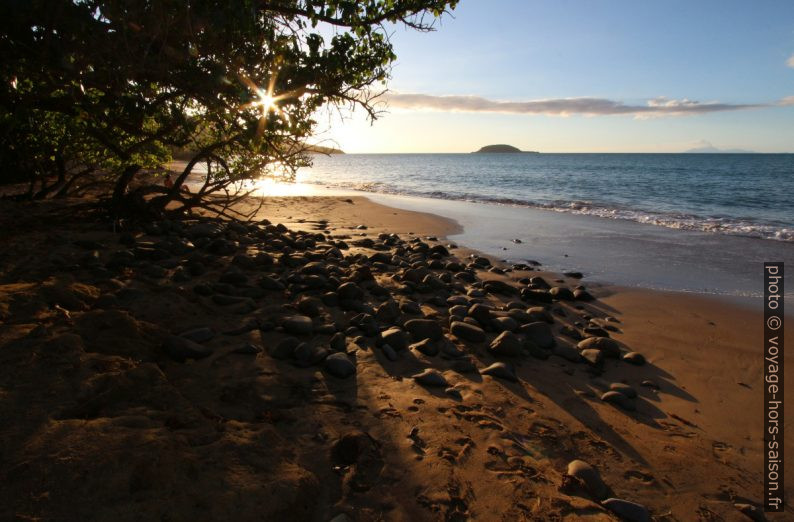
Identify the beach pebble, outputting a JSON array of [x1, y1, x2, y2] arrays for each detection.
[[296, 296, 323, 317], [449, 305, 468, 319], [489, 331, 523, 356], [519, 321, 555, 349], [283, 315, 314, 336], [162, 335, 213, 362], [483, 279, 518, 296], [479, 362, 518, 382], [329, 332, 346, 352], [450, 321, 486, 343], [522, 288, 552, 303], [381, 344, 398, 361], [412, 368, 449, 387], [186, 222, 224, 239], [577, 337, 621, 358], [445, 387, 463, 399], [610, 382, 637, 398], [733, 503, 764, 522], [549, 286, 575, 300], [292, 343, 328, 367], [559, 325, 583, 341], [230, 342, 262, 355], [324, 353, 356, 378], [492, 316, 519, 332], [622, 352, 646, 365], [580, 348, 604, 366], [404, 318, 443, 342], [446, 295, 468, 306], [566, 460, 608, 499], [211, 294, 249, 306], [270, 337, 300, 359], [337, 282, 364, 301], [526, 307, 553, 323], [259, 275, 285, 290], [178, 326, 215, 343], [207, 238, 237, 256], [583, 325, 610, 337], [375, 299, 401, 323], [506, 308, 531, 323], [381, 327, 409, 351], [601, 391, 636, 411], [573, 288, 594, 301], [467, 303, 492, 324], [601, 498, 650, 522], [410, 338, 439, 356], [467, 288, 485, 298], [400, 300, 422, 315]]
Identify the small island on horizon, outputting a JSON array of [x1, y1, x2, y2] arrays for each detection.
[[473, 144, 539, 153]]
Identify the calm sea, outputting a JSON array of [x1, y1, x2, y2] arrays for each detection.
[[298, 153, 794, 242]]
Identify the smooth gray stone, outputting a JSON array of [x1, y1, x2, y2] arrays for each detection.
[[519, 321, 554, 349], [566, 459, 608, 499], [162, 335, 213, 362], [601, 391, 636, 411], [412, 368, 448, 387], [178, 327, 215, 343], [577, 337, 621, 358], [324, 352, 356, 378], [450, 321, 486, 343], [610, 382, 637, 398], [404, 318, 443, 342], [489, 331, 522, 356], [479, 362, 517, 382], [283, 315, 314, 336], [602, 498, 650, 522]]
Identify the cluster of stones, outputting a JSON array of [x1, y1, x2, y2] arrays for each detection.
[[83, 216, 648, 411]]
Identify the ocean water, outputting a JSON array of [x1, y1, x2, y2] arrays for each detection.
[[298, 153, 794, 242]]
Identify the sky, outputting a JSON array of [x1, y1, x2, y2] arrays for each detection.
[[315, 0, 794, 153]]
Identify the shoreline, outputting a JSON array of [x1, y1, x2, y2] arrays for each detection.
[[219, 167, 793, 299]]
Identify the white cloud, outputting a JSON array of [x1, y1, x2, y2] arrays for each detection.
[[383, 93, 764, 118], [787, 54, 794, 68], [780, 95, 794, 106]]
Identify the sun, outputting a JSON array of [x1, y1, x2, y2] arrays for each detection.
[[255, 89, 278, 114]]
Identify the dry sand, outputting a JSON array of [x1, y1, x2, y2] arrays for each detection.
[[0, 195, 789, 521]]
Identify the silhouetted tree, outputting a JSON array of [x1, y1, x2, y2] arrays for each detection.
[[0, 0, 457, 218]]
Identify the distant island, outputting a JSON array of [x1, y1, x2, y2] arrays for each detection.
[[684, 140, 754, 153], [473, 144, 539, 153], [306, 144, 345, 155], [684, 146, 755, 153]]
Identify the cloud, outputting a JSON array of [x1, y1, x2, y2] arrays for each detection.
[[787, 54, 794, 68], [383, 93, 766, 118], [780, 95, 794, 106]]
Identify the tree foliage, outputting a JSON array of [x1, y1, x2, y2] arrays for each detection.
[[0, 0, 457, 217]]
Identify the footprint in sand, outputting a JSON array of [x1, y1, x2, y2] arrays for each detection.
[[623, 469, 657, 487], [374, 406, 401, 419], [438, 436, 475, 463], [711, 441, 733, 463]]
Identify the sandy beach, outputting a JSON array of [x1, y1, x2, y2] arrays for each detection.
[[0, 193, 789, 521]]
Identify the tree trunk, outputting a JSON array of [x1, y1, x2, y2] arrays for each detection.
[[111, 164, 141, 215]]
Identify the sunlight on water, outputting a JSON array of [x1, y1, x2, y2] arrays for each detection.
[[249, 167, 320, 196]]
